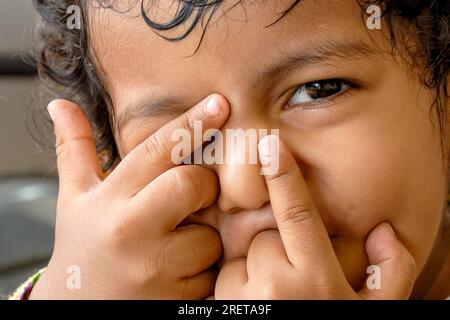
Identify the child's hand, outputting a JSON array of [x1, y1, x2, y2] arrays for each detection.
[[30, 95, 229, 299], [215, 135, 417, 300]]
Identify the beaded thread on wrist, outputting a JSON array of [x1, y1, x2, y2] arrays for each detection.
[[8, 267, 46, 300]]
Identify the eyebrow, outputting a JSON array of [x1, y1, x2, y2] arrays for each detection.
[[116, 39, 378, 133]]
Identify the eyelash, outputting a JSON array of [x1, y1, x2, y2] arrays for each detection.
[[284, 79, 356, 110]]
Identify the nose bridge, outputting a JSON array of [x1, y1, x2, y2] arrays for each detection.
[[194, 69, 273, 212], [210, 119, 271, 213]]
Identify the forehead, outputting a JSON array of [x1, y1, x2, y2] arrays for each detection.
[[87, 0, 374, 123]]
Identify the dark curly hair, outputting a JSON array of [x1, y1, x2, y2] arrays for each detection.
[[31, 0, 449, 171]]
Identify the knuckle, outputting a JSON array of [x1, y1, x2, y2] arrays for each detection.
[[311, 274, 342, 297], [278, 203, 314, 227], [122, 258, 158, 292], [173, 166, 200, 194], [55, 141, 75, 163], [55, 141, 67, 159], [172, 166, 213, 200], [176, 112, 196, 131], [135, 248, 169, 287], [154, 243, 175, 276], [56, 137, 96, 159], [144, 128, 172, 163], [265, 169, 288, 182], [105, 213, 134, 248], [155, 246, 169, 270]]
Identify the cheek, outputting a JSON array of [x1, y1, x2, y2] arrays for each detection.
[[283, 97, 446, 275], [284, 122, 406, 240]]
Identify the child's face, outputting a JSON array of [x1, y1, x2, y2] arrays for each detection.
[[89, 0, 447, 289]]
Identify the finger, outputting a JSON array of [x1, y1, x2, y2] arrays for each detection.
[[48, 100, 103, 198], [105, 94, 230, 197], [246, 230, 290, 276], [167, 224, 223, 278], [132, 165, 219, 230], [215, 258, 248, 299], [258, 135, 336, 269], [180, 269, 219, 300], [359, 223, 416, 300]]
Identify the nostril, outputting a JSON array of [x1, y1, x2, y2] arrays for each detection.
[[216, 162, 270, 212], [258, 201, 271, 210], [227, 207, 241, 214], [217, 195, 242, 214], [217, 188, 270, 213]]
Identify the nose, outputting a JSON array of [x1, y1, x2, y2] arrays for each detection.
[[216, 162, 269, 213], [210, 125, 270, 213]]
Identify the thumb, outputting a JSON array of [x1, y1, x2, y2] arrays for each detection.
[[359, 222, 417, 300], [48, 99, 103, 198]]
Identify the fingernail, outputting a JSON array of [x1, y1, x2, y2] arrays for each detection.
[[258, 135, 277, 158], [385, 223, 396, 237], [205, 96, 222, 117], [47, 100, 62, 122]]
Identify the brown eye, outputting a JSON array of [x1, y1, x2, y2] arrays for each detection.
[[287, 79, 351, 106], [305, 80, 343, 98]]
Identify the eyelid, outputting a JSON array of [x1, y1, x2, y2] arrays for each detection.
[[283, 79, 358, 110]]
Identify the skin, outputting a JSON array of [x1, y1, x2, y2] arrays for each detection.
[[30, 97, 230, 299], [31, 0, 449, 299]]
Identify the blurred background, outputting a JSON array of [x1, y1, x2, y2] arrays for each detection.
[[0, 0, 57, 298]]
